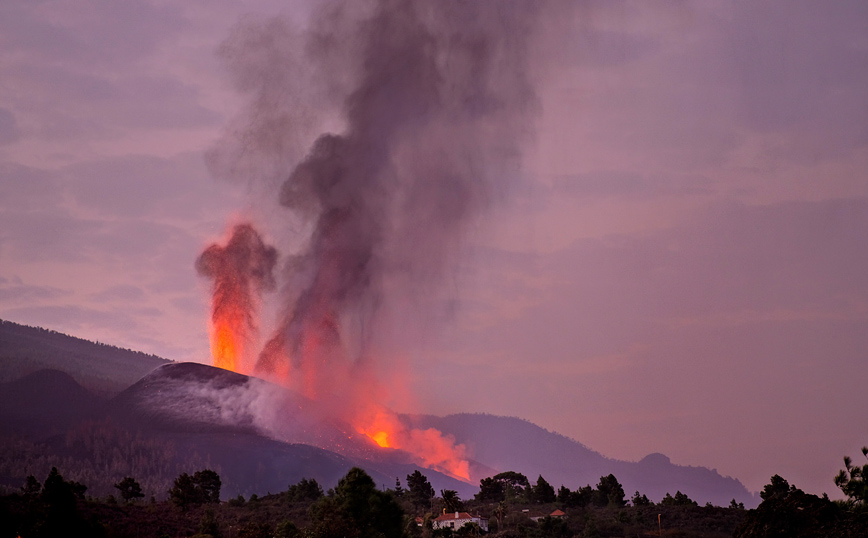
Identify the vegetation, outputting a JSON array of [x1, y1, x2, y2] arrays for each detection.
[[734, 474, 868, 537], [7, 450, 866, 537], [0, 319, 170, 396], [835, 446, 868, 508], [0, 466, 753, 538], [0, 420, 212, 498]]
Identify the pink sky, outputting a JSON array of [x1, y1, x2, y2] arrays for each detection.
[[1, 1, 867, 497]]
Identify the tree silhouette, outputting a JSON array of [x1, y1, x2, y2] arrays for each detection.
[[594, 474, 626, 507], [631, 491, 651, 506], [531, 475, 556, 503], [114, 476, 145, 503], [660, 491, 697, 506], [169, 469, 221, 510], [476, 477, 505, 503], [194, 469, 221, 503], [835, 446, 868, 506], [441, 489, 464, 512], [407, 470, 435, 511], [22, 475, 41, 496], [286, 477, 323, 502], [492, 471, 530, 501], [760, 474, 794, 502], [309, 467, 404, 538]]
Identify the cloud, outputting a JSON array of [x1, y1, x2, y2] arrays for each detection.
[[0, 277, 70, 304], [88, 284, 146, 303], [62, 152, 231, 219], [551, 171, 716, 199], [0, 0, 187, 69], [0, 109, 20, 145]]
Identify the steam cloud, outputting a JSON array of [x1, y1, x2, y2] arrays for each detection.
[[203, 0, 556, 479]]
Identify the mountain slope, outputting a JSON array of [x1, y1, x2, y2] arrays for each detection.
[[103, 362, 480, 498], [410, 413, 757, 507], [0, 318, 169, 395], [0, 369, 105, 438], [0, 322, 757, 505]]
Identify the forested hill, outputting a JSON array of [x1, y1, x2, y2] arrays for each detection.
[[0, 319, 170, 396]]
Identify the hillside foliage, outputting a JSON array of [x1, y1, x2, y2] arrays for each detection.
[[0, 319, 170, 395]]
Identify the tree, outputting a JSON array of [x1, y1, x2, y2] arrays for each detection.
[[309, 467, 404, 538], [476, 477, 505, 503], [760, 474, 795, 502], [441, 489, 464, 512], [286, 477, 324, 502], [394, 477, 405, 497], [835, 446, 868, 506], [492, 471, 530, 501], [531, 475, 556, 504], [660, 491, 697, 506], [194, 469, 221, 503], [574, 485, 594, 508], [169, 473, 199, 510], [169, 469, 222, 510], [407, 470, 435, 511], [114, 476, 145, 503], [557, 486, 571, 505], [38, 467, 92, 536], [594, 474, 626, 507], [631, 491, 651, 506], [22, 475, 41, 496]]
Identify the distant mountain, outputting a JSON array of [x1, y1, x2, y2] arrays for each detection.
[[0, 321, 758, 506], [0, 318, 170, 396], [410, 413, 757, 507]]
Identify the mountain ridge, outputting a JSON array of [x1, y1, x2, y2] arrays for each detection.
[[0, 319, 757, 506]]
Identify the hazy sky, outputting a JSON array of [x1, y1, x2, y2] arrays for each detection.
[[2, 0, 867, 497]]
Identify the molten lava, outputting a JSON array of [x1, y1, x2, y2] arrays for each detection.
[[196, 223, 277, 375], [211, 322, 241, 372], [355, 404, 471, 481]]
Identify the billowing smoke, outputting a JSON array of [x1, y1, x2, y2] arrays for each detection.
[[196, 223, 278, 375], [203, 0, 553, 481]]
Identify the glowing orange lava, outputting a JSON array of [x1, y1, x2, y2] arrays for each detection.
[[356, 405, 471, 481], [211, 322, 240, 372]]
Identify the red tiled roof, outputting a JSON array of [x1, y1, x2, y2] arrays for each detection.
[[433, 512, 485, 522]]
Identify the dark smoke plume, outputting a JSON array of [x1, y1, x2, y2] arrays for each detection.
[[208, 0, 550, 396], [196, 223, 278, 373]]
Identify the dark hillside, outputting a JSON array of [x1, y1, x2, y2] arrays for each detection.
[[0, 369, 104, 439], [411, 413, 757, 507], [103, 362, 480, 499], [0, 319, 170, 395]]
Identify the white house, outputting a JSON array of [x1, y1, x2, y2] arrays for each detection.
[[432, 511, 489, 532]]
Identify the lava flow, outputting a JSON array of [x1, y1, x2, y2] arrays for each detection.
[[355, 404, 471, 481]]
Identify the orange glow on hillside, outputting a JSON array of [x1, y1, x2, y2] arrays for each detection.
[[355, 405, 471, 481]]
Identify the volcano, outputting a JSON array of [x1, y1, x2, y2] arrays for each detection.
[[103, 361, 481, 498], [0, 319, 757, 505]]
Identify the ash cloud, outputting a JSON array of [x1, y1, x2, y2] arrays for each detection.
[[208, 0, 556, 395]]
